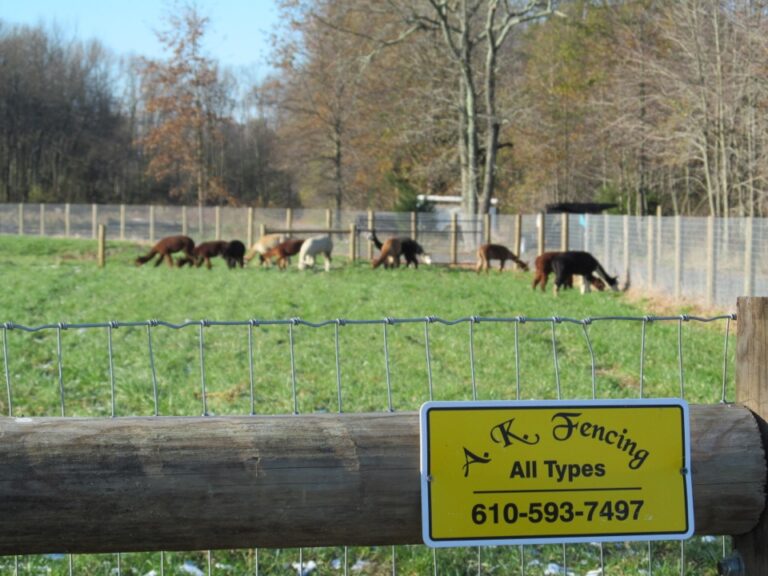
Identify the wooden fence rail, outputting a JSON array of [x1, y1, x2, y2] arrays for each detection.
[[0, 404, 763, 556]]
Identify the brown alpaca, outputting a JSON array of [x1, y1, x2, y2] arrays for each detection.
[[532, 251, 607, 292], [177, 240, 229, 269], [262, 238, 305, 269], [372, 237, 402, 269], [476, 243, 529, 273], [135, 235, 195, 268]]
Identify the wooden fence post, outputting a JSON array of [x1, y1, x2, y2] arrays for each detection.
[[65, 203, 70, 237], [182, 206, 188, 237], [560, 213, 569, 252], [705, 216, 715, 307], [513, 214, 522, 268], [120, 204, 125, 241], [744, 217, 755, 297], [215, 206, 221, 240], [286, 208, 293, 236], [623, 215, 630, 281], [537, 213, 545, 256], [39, 203, 45, 237], [646, 216, 655, 290], [97, 225, 106, 268], [368, 210, 375, 261], [92, 204, 98, 239], [603, 213, 610, 266], [450, 213, 458, 266], [411, 211, 418, 242], [483, 213, 491, 245], [674, 215, 682, 299], [733, 297, 768, 574], [149, 205, 155, 244], [17, 203, 23, 236], [349, 223, 357, 263], [247, 207, 255, 248]]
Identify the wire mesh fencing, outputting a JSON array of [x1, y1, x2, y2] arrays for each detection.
[[0, 311, 737, 576]]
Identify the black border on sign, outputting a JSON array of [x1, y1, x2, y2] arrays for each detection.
[[422, 401, 692, 547]]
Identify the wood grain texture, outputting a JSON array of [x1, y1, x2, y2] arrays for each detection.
[[734, 297, 768, 575], [0, 405, 762, 555]]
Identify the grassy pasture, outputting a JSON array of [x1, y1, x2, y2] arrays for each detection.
[[0, 235, 734, 575]]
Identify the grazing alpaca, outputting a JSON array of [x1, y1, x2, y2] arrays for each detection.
[[551, 251, 619, 295], [135, 235, 195, 268], [298, 235, 333, 271], [476, 243, 529, 273], [177, 240, 229, 269], [262, 238, 305, 270], [532, 251, 606, 292], [244, 234, 284, 266], [223, 239, 246, 269], [368, 230, 429, 268], [372, 237, 402, 269]]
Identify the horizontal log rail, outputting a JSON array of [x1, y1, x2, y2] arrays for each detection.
[[0, 404, 764, 555], [264, 227, 352, 235]]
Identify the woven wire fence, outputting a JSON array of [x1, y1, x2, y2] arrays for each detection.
[[0, 312, 737, 576], [4, 202, 768, 309]]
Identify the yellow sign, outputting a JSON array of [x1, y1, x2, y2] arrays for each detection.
[[420, 399, 693, 547]]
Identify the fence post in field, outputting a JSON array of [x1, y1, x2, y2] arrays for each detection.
[[65, 203, 70, 237], [603, 213, 610, 267], [92, 204, 98, 239], [119, 204, 125, 241], [560, 213, 569, 251], [368, 210, 375, 261], [97, 225, 106, 268], [17, 203, 23, 236], [39, 203, 45, 236], [197, 204, 204, 238], [513, 214, 522, 268], [215, 206, 221, 240], [646, 215, 654, 290], [656, 205, 662, 264], [483, 213, 491, 245], [450, 213, 458, 266], [326, 208, 332, 230], [182, 206, 188, 237], [584, 214, 590, 253], [149, 205, 155, 244], [674, 215, 682, 299], [411, 212, 418, 242], [744, 217, 754, 297], [623, 215, 629, 281], [247, 207, 254, 248], [706, 216, 715, 307], [286, 208, 293, 236], [349, 223, 357, 262], [732, 297, 768, 574], [537, 212, 545, 255]]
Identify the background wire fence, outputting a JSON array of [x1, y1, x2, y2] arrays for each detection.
[[1, 203, 765, 309], [1, 313, 735, 575]]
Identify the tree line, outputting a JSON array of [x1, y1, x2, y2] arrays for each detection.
[[2, 1, 768, 217]]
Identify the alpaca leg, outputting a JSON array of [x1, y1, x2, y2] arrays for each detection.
[[324, 253, 331, 272], [158, 253, 169, 267], [498, 259, 506, 272]]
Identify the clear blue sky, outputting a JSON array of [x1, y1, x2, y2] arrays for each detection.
[[1, 0, 280, 75]]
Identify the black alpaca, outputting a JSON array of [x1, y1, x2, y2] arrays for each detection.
[[222, 240, 246, 269], [551, 251, 619, 294], [368, 230, 426, 268]]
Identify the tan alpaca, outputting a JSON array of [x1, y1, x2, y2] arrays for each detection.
[[476, 243, 528, 273], [244, 234, 285, 265], [372, 237, 402, 269]]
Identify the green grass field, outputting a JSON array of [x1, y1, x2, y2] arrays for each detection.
[[0, 236, 734, 575]]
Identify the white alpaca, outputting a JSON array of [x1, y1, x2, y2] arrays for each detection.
[[298, 235, 333, 271], [244, 234, 284, 265]]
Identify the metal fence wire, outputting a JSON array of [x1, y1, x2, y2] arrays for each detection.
[[0, 312, 736, 576], [3, 203, 768, 309]]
